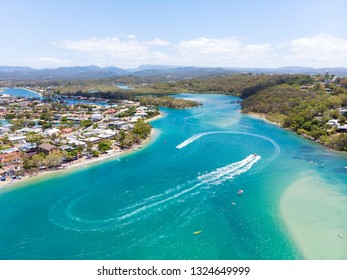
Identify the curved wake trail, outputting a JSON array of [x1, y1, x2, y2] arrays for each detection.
[[184, 113, 206, 121], [176, 131, 280, 164], [198, 154, 260, 185], [117, 154, 260, 220], [176, 134, 204, 149], [49, 154, 260, 232], [50, 130, 269, 232]]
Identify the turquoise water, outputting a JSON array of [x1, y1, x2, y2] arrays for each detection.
[[0, 94, 346, 259], [1, 88, 42, 99], [1, 88, 107, 106]]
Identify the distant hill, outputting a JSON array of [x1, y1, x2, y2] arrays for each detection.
[[1, 64, 347, 80], [0, 65, 129, 80]]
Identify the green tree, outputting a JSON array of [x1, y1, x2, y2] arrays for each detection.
[[31, 153, 46, 167], [98, 140, 112, 153], [77, 145, 84, 153], [45, 152, 63, 168], [132, 120, 151, 139], [26, 133, 44, 148], [80, 120, 93, 128], [92, 150, 100, 157]]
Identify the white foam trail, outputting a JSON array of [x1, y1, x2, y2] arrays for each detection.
[[176, 131, 280, 163], [49, 154, 260, 231], [176, 134, 204, 149], [118, 154, 260, 220], [198, 154, 260, 185], [120, 188, 176, 212], [185, 113, 206, 121]]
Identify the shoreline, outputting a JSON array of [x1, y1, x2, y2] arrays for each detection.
[[280, 171, 347, 259], [145, 112, 165, 123], [20, 87, 43, 97], [245, 112, 281, 126], [246, 111, 347, 154], [0, 87, 43, 97], [0, 115, 163, 191]]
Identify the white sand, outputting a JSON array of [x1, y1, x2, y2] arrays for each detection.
[[280, 171, 347, 259], [0, 127, 161, 190]]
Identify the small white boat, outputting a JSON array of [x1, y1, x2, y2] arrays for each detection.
[[337, 232, 344, 238], [238, 190, 243, 195], [231, 202, 236, 206]]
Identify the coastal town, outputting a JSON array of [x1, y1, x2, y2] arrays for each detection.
[[1, 72, 347, 187], [0, 89, 159, 186]]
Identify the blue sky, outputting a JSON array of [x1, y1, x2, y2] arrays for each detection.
[[2, 0, 347, 68]]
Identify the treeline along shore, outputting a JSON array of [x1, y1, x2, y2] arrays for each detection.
[[28, 72, 346, 151], [1, 72, 346, 186]]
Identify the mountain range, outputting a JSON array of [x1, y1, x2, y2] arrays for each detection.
[[1, 65, 347, 80]]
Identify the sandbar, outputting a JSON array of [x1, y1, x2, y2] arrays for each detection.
[[280, 171, 347, 259]]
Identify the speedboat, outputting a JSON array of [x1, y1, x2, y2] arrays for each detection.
[[237, 190, 243, 195], [193, 231, 202, 235]]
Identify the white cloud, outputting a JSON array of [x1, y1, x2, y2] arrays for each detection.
[[126, 34, 136, 40], [144, 38, 170, 46], [0, 57, 72, 68], [281, 33, 347, 67], [176, 37, 273, 67], [178, 37, 241, 55], [37, 57, 70, 64], [54, 37, 169, 67], [52, 34, 347, 68]]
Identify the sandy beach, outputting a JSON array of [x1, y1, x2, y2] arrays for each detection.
[[0, 126, 161, 190], [280, 171, 347, 259], [17, 87, 43, 97], [246, 112, 281, 126]]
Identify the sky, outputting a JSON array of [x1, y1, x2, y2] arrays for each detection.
[[1, 0, 347, 69]]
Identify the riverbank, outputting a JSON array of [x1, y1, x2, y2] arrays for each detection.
[[246, 111, 347, 153], [0, 123, 161, 190], [144, 112, 165, 123], [246, 112, 281, 126], [280, 171, 347, 259], [18, 87, 43, 97]]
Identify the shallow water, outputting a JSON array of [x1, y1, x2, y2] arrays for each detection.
[[0, 93, 346, 259], [1, 88, 42, 99]]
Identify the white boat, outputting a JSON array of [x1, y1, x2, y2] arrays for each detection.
[[237, 190, 243, 195], [231, 202, 236, 206], [337, 232, 344, 238]]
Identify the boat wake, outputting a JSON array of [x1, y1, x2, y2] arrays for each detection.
[[184, 113, 206, 121], [176, 131, 280, 166], [197, 154, 260, 186], [49, 154, 260, 232], [176, 133, 205, 149]]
